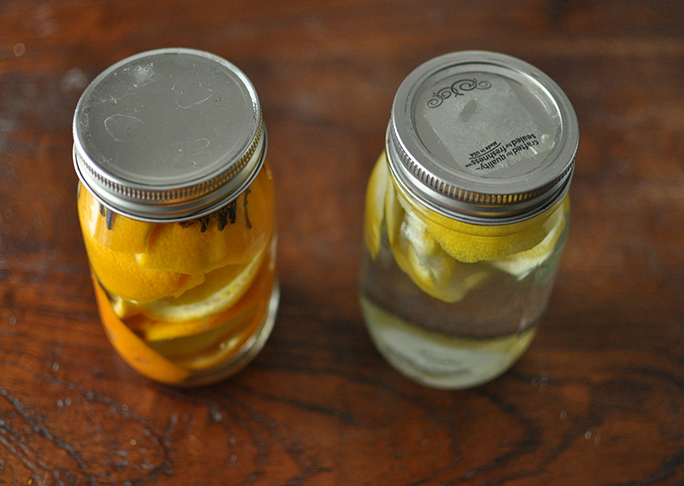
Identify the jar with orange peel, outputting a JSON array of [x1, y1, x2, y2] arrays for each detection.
[[359, 51, 579, 389], [73, 48, 278, 386]]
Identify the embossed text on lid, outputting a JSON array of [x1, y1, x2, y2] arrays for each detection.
[[387, 50, 579, 223]]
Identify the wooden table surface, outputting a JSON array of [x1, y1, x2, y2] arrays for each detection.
[[1, 1, 683, 484]]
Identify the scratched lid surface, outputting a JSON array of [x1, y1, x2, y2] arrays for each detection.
[[387, 50, 579, 223], [73, 47, 265, 222]]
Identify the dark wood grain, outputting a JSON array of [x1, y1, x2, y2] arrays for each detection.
[[1, 0, 683, 484]]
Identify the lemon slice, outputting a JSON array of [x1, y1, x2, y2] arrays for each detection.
[[138, 241, 268, 323], [363, 153, 390, 258], [491, 197, 569, 279]]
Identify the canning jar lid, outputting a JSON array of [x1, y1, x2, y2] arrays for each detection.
[[387, 50, 579, 224], [73, 47, 265, 222]]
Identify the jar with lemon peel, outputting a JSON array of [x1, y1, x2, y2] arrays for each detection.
[[73, 49, 279, 386], [360, 51, 578, 389]]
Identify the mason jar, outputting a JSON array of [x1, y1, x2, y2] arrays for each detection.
[[360, 51, 578, 389], [73, 48, 278, 386]]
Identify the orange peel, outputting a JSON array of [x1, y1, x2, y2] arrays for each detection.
[[93, 277, 191, 384], [137, 166, 275, 275], [81, 162, 277, 382]]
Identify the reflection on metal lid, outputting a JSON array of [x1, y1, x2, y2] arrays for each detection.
[[73, 47, 265, 222]]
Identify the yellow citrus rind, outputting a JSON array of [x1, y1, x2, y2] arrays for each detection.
[[362, 154, 568, 302], [138, 240, 269, 323], [363, 152, 390, 259], [416, 195, 564, 264], [491, 197, 569, 278], [78, 187, 153, 254]]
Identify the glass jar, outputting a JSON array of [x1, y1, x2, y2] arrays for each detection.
[[360, 51, 579, 389], [73, 48, 278, 386]]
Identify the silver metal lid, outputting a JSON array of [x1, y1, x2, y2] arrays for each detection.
[[73, 48, 265, 222], [387, 50, 579, 224]]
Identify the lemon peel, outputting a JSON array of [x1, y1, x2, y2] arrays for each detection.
[[363, 155, 492, 302], [138, 241, 268, 323], [390, 193, 491, 303], [384, 167, 404, 247], [363, 152, 390, 258], [491, 196, 569, 279], [398, 208, 455, 291], [401, 189, 566, 264]]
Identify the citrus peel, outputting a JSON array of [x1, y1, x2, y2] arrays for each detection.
[[137, 167, 275, 275], [363, 154, 568, 302], [363, 152, 390, 259], [401, 189, 565, 264], [146, 250, 276, 370], [78, 187, 153, 254], [79, 187, 205, 303], [491, 196, 569, 278], [93, 276, 191, 384], [80, 162, 277, 384], [138, 235, 270, 323], [82, 233, 205, 303]]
